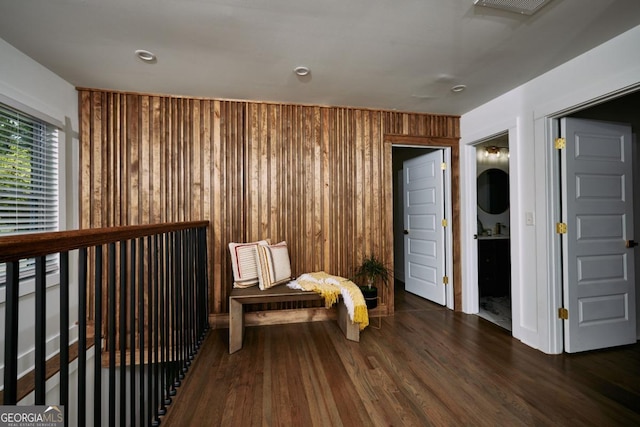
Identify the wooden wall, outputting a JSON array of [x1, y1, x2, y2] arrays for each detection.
[[79, 89, 460, 319]]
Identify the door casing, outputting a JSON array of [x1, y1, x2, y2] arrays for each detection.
[[385, 135, 460, 313]]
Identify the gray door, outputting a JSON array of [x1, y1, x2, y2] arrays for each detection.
[[561, 117, 636, 353], [403, 150, 446, 305]]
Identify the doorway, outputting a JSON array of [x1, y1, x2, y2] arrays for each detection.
[[552, 90, 640, 352], [475, 135, 512, 330], [392, 145, 454, 309]]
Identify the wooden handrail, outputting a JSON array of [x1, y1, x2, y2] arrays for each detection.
[[0, 221, 209, 262]]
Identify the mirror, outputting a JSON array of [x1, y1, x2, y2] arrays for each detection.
[[477, 168, 509, 214]]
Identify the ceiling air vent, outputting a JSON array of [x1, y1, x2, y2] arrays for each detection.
[[473, 0, 553, 15]]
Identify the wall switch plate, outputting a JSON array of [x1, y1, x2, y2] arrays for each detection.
[[525, 211, 535, 226]]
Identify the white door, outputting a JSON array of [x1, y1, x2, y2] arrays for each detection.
[[561, 117, 636, 353], [403, 150, 446, 305]]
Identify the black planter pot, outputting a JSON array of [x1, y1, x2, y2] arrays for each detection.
[[360, 286, 378, 309]]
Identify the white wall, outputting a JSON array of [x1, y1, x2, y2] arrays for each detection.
[[0, 37, 80, 407], [460, 25, 640, 354]]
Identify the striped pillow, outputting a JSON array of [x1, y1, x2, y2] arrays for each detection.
[[256, 241, 292, 290], [229, 240, 270, 288]]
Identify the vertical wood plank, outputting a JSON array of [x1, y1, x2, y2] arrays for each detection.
[[150, 97, 162, 224], [211, 101, 222, 313], [128, 94, 139, 224], [140, 96, 151, 224]]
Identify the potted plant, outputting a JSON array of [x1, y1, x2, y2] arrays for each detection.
[[354, 254, 390, 309]]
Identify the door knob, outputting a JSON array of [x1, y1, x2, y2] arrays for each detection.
[[626, 240, 638, 248], [403, 230, 409, 235]]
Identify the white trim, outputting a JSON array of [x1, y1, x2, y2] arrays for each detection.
[[0, 310, 79, 380], [0, 273, 61, 303], [542, 117, 564, 354], [443, 147, 454, 310], [0, 93, 64, 129], [460, 143, 478, 314]]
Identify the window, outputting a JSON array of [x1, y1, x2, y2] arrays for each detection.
[[0, 102, 59, 285]]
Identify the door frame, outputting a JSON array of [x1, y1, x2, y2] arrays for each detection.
[[462, 126, 518, 320], [469, 132, 512, 315], [385, 135, 460, 312]]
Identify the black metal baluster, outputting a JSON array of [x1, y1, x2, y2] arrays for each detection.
[[200, 227, 209, 340], [186, 229, 194, 360], [60, 251, 70, 427], [182, 230, 188, 374], [145, 235, 152, 426], [78, 248, 88, 427], [196, 228, 206, 342], [108, 242, 116, 427], [176, 231, 185, 381], [197, 228, 204, 344], [159, 232, 169, 414], [187, 231, 192, 355], [186, 229, 192, 349], [152, 234, 162, 426], [202, 227, 210, 338], [181, 230, 191, 366], [119, 241, 127, 427], [196, 229, 203, 341], [192, 229, 199, 350], [172, 230, 179, 389], [170, 232, 180, 396], [94, 245, 103, 427], [130, 239, 137, 427], [183, 230, 190, 363], [139, 236, 146, 427], [35, 256, 46, 404], [3, 261, 19, 404]]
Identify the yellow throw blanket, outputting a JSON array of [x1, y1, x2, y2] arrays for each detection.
[[289, 271, 369, 330]]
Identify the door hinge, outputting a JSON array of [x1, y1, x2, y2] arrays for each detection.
[[442, 219, 448, 227], [556, 222, 567, 234], [443, 276, 449, 285], [555, 137, 566, 149], [441, 162, 447, 170], [558, 307, 569, 320]]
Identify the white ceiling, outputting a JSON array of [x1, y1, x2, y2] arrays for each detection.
[[1, 0, 639, 115]]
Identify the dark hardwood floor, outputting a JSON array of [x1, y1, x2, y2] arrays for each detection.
[[162, 284, 640, 426]]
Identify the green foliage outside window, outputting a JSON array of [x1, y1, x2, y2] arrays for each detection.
[[0, 115, 34, 234]]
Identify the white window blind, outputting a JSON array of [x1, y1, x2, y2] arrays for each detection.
[[0, 102, 59, 285]]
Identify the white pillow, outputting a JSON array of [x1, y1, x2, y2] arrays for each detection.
[[228, 239, 270, 288], [256, 241, 292, 290]]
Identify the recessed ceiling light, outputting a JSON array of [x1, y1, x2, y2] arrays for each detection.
[[451, 84, 467, 93], [135, 49, 157, 63], [294, 66, 310, 76], [474, 0, 553, 16]]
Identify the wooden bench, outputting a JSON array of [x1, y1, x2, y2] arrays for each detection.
[[229, 284, 360, 354]]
